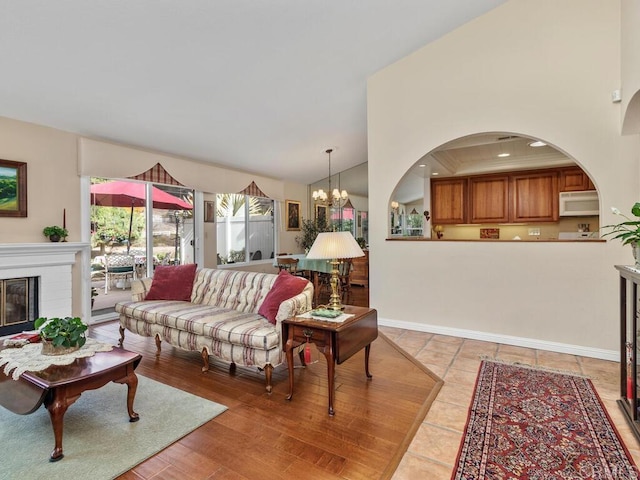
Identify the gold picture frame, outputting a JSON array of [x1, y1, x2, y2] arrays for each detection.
[[315, 204, 328, 225], [0, 159, 27, 217], [285, 200, 301, 230]]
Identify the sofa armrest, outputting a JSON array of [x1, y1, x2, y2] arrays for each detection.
[[130, 277, 154, 301], [274, 282, 313, 329]]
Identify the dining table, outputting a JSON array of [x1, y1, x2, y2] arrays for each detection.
[[274, 254, 333, 306]]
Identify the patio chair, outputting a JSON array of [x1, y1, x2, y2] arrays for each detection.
[[104, 254, 136, 294]]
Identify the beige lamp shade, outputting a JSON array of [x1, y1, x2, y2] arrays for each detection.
[[306, 231, 365, 260]]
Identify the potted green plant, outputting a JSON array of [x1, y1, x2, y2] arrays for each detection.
[[34, 316, 88, 355], [296, 218, 332, 252], [602, 204, 640, 267], [42, 225, 69, 242]]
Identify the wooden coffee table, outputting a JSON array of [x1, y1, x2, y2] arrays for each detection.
[[0, 344, 141, 461], [283, 306, 378, 415]]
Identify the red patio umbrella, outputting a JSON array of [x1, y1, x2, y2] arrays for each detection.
[[90, 180, 193, 253], [90, 181, 192, 210]]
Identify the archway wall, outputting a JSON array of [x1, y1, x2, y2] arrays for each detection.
[[367, 0, 639, 355], [621, 0, 640, 134]]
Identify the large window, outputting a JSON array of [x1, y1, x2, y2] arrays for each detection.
[[329, 206, 356, 236], [216, 194, 274, 264]]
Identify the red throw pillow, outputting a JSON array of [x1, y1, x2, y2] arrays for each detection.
[[145, 264, 198, 302], [259, 270, 308, 324]]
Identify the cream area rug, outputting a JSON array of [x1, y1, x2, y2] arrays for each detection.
[[0, 375, 227, 479]]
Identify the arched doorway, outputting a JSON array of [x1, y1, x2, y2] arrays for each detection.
[[388, 133, 599, 241]]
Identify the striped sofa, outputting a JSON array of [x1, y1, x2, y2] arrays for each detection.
[[116, 268, 313, 392]]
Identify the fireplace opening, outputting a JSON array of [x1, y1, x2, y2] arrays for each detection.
[[0, 277, 38, 337]]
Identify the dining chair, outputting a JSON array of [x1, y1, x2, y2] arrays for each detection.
[[337, 258, 354, 304], [275, 257, 300, 274], [104, 254, 136, 294]]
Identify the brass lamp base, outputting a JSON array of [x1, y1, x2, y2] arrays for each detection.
[[326, 259, 344, 311]]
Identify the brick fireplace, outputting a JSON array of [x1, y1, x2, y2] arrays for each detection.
[[0, 243, 90, 337]]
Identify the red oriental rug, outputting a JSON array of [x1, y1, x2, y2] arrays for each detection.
[[452, 360, 639, 480]]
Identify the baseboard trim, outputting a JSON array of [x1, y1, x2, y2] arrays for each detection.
[[378, 317, 618, 362]]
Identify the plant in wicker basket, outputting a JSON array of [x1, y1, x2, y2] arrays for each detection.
[[34, 316, 88, 355]]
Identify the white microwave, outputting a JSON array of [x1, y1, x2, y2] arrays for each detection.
[[559, 190, 599, 216]]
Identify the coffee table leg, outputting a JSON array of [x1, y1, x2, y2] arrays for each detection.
[[114, 371, 140, 422], [45, 388, 80, 462]]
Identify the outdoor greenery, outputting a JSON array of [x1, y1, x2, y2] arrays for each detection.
[[296, 217, 332, 252], [34, 316, 88, 348], [216, 193, 270, 217], [91, 205, 144, 248]]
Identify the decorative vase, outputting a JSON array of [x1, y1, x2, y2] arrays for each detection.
[[633, 242, 640, 269], [41, 340, 80, 356], [48, 234, 61, 242]]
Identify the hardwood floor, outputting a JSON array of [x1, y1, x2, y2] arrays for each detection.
[[88, 285, 442, 479]]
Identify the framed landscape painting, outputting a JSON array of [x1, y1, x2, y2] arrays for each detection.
[[0, 159, 27, 217], [285, 200, 301, 231]]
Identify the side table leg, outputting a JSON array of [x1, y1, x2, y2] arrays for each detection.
[[365, 344, 373, 379], [321, 344, 336, 416], [285, 336, 295, 401]]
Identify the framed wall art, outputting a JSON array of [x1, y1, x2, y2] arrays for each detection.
[[0, 159, 27, 217], [315, 204, 327, 225], [285, 200, 301, 231], [203, 200, 215, 223]]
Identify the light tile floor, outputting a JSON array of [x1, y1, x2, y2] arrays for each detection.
[[380, 326, 640, 480]]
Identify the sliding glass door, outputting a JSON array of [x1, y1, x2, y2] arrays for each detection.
[[90, 178, 194, 316]]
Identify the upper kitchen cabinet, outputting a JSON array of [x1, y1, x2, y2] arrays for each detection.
[[469, 175, 510, 223], [431, 178, 466, 224], [511, 171, 559, 222], [559, 166, 595, 192]]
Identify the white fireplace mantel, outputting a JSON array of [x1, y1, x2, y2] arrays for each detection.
[[0, 242, 90, 319]]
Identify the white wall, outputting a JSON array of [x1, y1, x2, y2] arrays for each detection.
[[367, 0, 638, 358]]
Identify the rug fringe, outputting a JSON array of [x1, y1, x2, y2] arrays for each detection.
[[479, 356, 591, 379]]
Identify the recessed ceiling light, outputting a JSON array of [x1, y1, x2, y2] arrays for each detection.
[[432, 172, 439, 176], [529, 140, 547, 147], [498, 153, 510, 158], [418, 164, 426, 167]]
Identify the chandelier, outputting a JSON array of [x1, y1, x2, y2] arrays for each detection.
[[312, 148, 349, 208]]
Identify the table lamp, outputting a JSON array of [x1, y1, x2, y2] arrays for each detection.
[[306, 231, 365, 310]]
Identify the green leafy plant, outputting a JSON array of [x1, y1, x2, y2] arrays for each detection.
[[296, 218, 332, 252], [602, 204, 640, 245], [43, 225, 68, 239], [34, 316, 88, 348]]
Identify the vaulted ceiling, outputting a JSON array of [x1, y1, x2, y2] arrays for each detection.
[[0, 1, 506, 187]]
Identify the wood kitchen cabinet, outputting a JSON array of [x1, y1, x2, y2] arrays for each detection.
[[431, 178, 466, 224], [511, 171, 559, 222], [469, 175, 510, 223], [559, 166, 595, 192]]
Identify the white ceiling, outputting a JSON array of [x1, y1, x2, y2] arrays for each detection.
[[0, 0, 506, 187]]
